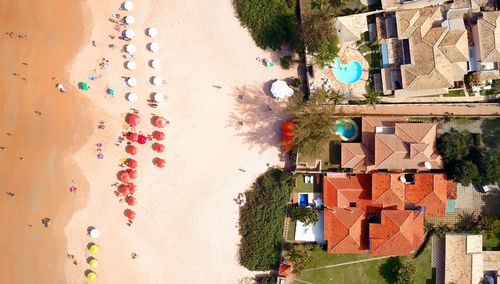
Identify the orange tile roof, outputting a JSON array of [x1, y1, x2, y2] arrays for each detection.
[[324, 208, 368, 253], [323, 173, 372, 211], [278, 263, 292, 277], [405, 174, 450, 217], [371, 173, 405, 210], [369, 210, 424, 256]]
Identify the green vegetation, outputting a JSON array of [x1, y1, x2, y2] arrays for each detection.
[[445, 89, 466, 97], [294, 175, 315, 193], [358, 42, 381, 68], [362, 89, 382, 105], [481, 118, 500, 149], [285, 243, 314, 274], [483, 218, 500, 251], [465, 72, 482, 92], [293, 241, 433, 284], [437, 128, 500, 186], [286, 219, 296, 241], [280, 55, 294, 69], [301, 11, 340, 66], [238, 169, 293, 270], [482, 79, 500, 96], [395, 261, 416, 284], [233, 0, 299, 49], [289, 207, 320, 225]]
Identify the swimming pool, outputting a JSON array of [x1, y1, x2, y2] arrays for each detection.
[[332, 58, 363, 84], [299, 193, 309, 208], [331, 120, 359, 141]]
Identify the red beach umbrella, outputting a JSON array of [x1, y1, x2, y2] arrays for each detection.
[[153, 131, 165, 141], [127, 159, 137, 168], [126, 145, 138, 155], [127, 132, 139, 142], [137, 135, 147, 145], [127, 114, 141, 126], [153, 143, 165, 153], [154, 158, 166, 168], [153, 116, 169, 128], [127, 210, 136, 220], [128, 183, 136, 194], [119, 184, 129, 195], [126, 196, 136, 206], [118, 171, 130, 183], [127, 169, 137, 179]]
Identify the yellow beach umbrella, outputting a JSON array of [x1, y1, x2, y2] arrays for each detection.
[[89, 244, 100, 254], [86, 271, 97, 281], [88, 258, 98, 268]]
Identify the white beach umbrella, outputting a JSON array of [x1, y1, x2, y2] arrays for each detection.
[[125, 61, 137, 70], [124, 29, 135, 39], [90, 228, 101, 239], [126, 92, 138, 102], [154, 92, 165, 102], [148, 42, 160, 52], [127, 77, 137, 87], [147, 27, 158, 38], [123, 1, 134, 11], [270, 80, 294, 99], [124, 15, 135, 24], [151, 59, 161, 69], [152, 76, 163, 86], [125, 44, 136, 54]]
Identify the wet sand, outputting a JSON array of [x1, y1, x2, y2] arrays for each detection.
[[0, 0, 92, 283]]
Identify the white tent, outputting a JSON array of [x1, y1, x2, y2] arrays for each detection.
[[124, 29, 135, 39], [270, 80, 294, 99], [126, 77, 137, 87], [125, 61, 137, 70], [147, 27, 158, 38], [152, 76, 163, 86], [90, 228, 101, 239], [154, 92, 165, 102], [124, 15, 135, 24], [123, 1, 134, 11], [125, 44, 136, 54], [148, 42, 160, 52], [151, 59, 161, 69], [126, 92, 138, 102]]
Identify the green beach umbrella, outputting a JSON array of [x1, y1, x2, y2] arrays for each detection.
[[86, 271, 97, 281], [88, 258, 98, 268], [80, 82, 89, 91], [89, 244, 100, 254]]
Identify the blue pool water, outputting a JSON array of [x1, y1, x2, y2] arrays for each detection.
[[380, 43, 389, 68], [332, 58, 363, 84], [299, 193, 309, 208], [332, 120, 358, 141]]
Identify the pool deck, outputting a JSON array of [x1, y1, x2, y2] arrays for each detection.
[[309, 42, 369, 100]]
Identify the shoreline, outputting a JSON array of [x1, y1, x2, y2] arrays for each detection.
[[0, 0, 93, 283]]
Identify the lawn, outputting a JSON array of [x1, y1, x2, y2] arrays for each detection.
[[294, 174, 315, 193], [287, 219, 296, 241], [293, 240, 433, 284], [444, 89, 466, 97]]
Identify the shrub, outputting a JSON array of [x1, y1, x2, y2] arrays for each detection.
[[233, 0, 299, 50], [289, 207, 320, 225], [302, 11, 339, 66], [280, 55, 294, 69], [396, 261, 416, 284], [437, 128, 471, 163], [238, 169, 293, 270], [481, 119, 500, 149], [285, 243, 314, 274], [292, 78, 301, 88]]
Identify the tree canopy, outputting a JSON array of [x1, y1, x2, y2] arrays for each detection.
[[233, 0, 299, 50], [301, 11, 339, 66], [437, 129, 471, 163], [239, 169, 293, 270], [289, 207, 320, 225]]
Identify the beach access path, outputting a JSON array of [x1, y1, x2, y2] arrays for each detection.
[[64, 0, 296, 283]]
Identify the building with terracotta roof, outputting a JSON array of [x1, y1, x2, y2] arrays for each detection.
[[369, 210, 424, 256], [341, 117, 443, 172], [373, 7, 469, 97], [323, 172, 455, 255]]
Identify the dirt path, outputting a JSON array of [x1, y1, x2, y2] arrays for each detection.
[[301, 256, 391, 272]]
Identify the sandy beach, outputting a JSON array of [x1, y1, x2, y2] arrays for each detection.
[[63, 0, 295, 283]]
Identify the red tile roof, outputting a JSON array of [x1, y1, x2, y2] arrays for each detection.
[[405, 174, 451, 217], [323, 173, 372, 211], [371, 173, 405, 210], [369, 210, 424, 256], [278, 263, 292, 277], [324, 208, 368, 253]]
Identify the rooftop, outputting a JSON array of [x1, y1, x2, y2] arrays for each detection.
[[477, 11, 500, 62]]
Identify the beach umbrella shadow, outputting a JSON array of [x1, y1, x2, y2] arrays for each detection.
[[86, 226, 96, 235]]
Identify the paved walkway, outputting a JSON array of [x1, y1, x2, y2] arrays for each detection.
[[338, 103, 500, 116], [301, 256, 391, 272], [382, 95, 499, 103]]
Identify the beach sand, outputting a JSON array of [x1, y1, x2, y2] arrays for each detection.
[[0, 0, 92, 283], [63, 0, 296, 283]]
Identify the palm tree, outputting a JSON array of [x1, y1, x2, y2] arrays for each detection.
[[363, 90, 381, 105], [456, 211, 479, 232]]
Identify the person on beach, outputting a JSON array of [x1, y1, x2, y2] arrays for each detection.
[[0, 146, 6, 150], [6, 192, 15, 197]]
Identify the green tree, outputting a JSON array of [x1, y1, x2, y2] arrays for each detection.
[[437, 128, 472, 163], [310, 0, 331, 11], [481, 119, 500, 149], [233, 0, 299, 49], [362, 90, 381, 105], [314, 35, 340, 66], [452, 160, 480, 186], [456, 211, 479, 233], [238, 169, 293, 271], [280, 55, 294, 69], [396, 261, 416, 284], [292, 112, 332, 158], [285, 244, 313, 274], [289, 207, 320, 225], [301, 11, 339, 66], [475, 148, 500, 185]]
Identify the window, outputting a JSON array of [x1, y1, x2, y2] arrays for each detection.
[[349, 202, 357, 208]]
